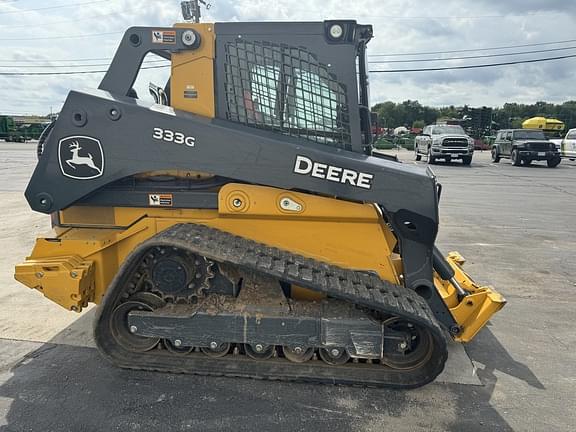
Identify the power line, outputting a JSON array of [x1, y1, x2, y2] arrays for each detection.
[[368, 38, 576, 57], [0, 0, 110, 15], [363, 13, 544, 20], [0, 9, 132, 29], [369, 54, 576, 73], [2, 54, 575, 76], [368, 46, 576, 64], [0, 64, 169, 76], [5, 37, 576, 62], [0, 31, 122, 41], [0, 59, 169, 68], [265, 8, 555, 20], [11, 47, 569, 70], [0, 57, 112, 63], [0, 0, 176, 29]]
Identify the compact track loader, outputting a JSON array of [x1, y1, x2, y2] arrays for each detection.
[[15, 19, 505, 388]]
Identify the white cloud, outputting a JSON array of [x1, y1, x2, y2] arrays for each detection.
[[0, 0, 575, 115]]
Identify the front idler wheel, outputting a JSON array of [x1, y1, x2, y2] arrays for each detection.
[[381, 317, 434, 370], [110, 292, 166, 352]]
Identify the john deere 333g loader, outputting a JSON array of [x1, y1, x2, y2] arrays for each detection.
[[14, 20, 505, 388]]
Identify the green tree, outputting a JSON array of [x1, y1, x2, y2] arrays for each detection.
[[412, 120, 425, 129], [372, 100, 576, 133], [372, 100, 439, 129], [372, 101, 400, 128], [510, 118, 524, 129]]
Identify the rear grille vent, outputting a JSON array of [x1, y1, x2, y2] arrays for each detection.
[[223, 40, 351, 148]]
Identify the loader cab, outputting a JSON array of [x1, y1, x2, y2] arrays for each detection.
[[105, 21, 374, 156], [213, 21, 374, 154]]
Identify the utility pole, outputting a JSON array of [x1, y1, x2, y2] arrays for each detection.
[[181, 0, 211, 23]]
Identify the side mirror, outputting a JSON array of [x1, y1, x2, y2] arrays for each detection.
[[419, 133, 431, 138]]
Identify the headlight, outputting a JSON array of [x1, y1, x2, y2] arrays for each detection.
[[432, 138, 442, 145], [468, 138, 475, 148]]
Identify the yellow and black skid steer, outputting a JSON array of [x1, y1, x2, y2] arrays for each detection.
[[14, 18, 505, 388]]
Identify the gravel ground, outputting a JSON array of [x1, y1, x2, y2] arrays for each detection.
[[0, 143, 575, 431]]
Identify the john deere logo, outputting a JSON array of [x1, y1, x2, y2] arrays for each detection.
[[58, 136, 104, 180]]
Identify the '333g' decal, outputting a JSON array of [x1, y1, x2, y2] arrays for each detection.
[[152, 127, 196, 147]]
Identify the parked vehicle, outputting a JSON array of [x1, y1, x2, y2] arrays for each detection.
[[560, 128, 576, 160], [415, 124, 474, 165], [492, 129, 561, 167], [0, 116, 19, 141], [548, 138, 562, 153], [0, 115, 50, 142]]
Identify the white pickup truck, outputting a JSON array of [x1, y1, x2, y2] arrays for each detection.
[[549, 129, 576, 159], [560, 128, 576, 160], [414, 124, 475, 165]]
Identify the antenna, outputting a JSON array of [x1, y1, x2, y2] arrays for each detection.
[[181, 0, 211, 23]]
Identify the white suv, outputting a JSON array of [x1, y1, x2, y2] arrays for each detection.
[[415, 124, 475, 165]]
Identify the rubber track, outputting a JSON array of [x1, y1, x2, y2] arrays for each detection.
[[94, 223, 448, 388]]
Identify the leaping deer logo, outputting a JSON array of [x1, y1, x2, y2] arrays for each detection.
[[66, 140, 102, 175]]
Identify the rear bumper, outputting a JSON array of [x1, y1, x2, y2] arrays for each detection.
[[519, 150, 559, 160]]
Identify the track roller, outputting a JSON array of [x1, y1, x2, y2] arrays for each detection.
[[282, 345, 315, 363], [318, 347, 351, 365], [244, 344, 275, 360], [201, 342, 231, 358], [163, 339, 194, 355]]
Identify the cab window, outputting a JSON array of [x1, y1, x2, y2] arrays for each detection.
[[249, 65, 280, 125], [513, 130, 546, 140], [224, 39, 351, 149], [244, 64, 348, 147], [292, 69, 342, 135]]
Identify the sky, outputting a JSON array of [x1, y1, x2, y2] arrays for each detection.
[[0, 0, 575, 115]]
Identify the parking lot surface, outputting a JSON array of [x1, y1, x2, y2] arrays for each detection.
[[0, 143, 575, 431]]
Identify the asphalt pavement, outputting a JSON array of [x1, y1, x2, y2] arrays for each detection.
[[0, 142, 575, 431]]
